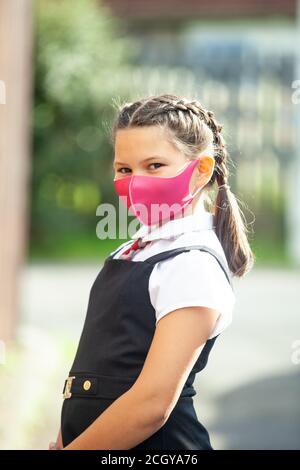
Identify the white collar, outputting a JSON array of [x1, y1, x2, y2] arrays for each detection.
[[132, 204, 214, 242]]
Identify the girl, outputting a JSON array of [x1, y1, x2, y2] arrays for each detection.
[[50, 94, 254, 450]]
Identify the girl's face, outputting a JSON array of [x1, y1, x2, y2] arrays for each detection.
[[113, 125, 215, 212]]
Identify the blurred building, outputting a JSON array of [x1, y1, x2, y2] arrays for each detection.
[[104, 0, 296, 22], [104, 0, 300, 265]]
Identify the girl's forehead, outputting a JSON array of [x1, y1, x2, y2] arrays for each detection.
[[114, 127, 181, 161], [115, 126, 168, 147]]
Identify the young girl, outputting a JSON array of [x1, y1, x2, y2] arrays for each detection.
[[50, 93, 254, 450]]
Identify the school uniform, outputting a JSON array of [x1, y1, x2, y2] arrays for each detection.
[[60, 204, 235, 450]]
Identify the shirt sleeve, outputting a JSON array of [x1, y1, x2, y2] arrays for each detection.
[[148, 250, 236, 339]]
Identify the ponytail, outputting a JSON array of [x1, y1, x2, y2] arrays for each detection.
[[213, 182, 255, 277], [206, 110, 255, 277]]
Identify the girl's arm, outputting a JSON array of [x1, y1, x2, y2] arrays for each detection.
[[49, 427, 63, 450], [63, 306, 220, 450]]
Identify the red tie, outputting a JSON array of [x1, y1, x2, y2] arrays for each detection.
[[119, 237, 151, 260]]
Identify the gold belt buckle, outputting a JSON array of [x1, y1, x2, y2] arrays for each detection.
[[63, 376, 76, 399]]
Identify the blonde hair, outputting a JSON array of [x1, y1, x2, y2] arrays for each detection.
[[111, 93, 255, 277]]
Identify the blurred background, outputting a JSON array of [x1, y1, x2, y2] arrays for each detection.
[[0, 0, 299, 450]]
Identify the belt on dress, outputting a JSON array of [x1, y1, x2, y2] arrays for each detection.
[[62, 373, 137, 400], [62, 373, 196, 400]]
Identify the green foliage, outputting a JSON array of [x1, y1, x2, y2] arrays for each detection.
[[30, 0, 288, 266], [30, 0, 137, 256]]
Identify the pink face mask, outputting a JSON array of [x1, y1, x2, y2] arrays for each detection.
[[114, 158, 203, 226]]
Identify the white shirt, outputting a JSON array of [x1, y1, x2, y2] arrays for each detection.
[[109, 204, 236, 339]]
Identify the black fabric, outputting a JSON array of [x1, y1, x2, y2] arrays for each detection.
[[61, 245, 232, 449]]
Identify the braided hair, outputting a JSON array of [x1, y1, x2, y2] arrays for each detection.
[[111, 94, 255, 277]]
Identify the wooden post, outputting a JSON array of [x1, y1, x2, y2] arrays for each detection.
[[0, 0, 33, 343], [287, 0, 300, 265]]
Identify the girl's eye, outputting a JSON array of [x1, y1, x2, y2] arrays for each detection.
[[117, 163, 165, 174], [149, 163, 164, 170], [117, 168, 131, 174]]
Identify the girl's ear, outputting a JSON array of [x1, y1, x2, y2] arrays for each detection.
[[197, 155, 215, 179]]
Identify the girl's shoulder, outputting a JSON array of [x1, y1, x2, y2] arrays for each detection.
[[148, 229, 235, 299], [157, 229, 230, 272], [148, 234, 235, 339]]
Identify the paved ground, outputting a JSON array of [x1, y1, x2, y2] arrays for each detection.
[[1, 261, 299, 449]]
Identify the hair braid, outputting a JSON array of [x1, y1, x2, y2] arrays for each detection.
[[148, 96, 230, 190]]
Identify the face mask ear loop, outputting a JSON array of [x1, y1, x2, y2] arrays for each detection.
[[128, 175, 136, 216], [182, 183, 204, 203], [191, 184, 204, 199], [181, 158, 204, 203]]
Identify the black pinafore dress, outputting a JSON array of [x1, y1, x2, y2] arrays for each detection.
[[61, 244, 234, 450]]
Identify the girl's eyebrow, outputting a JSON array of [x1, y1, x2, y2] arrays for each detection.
[[113, 155, 167, 167]]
